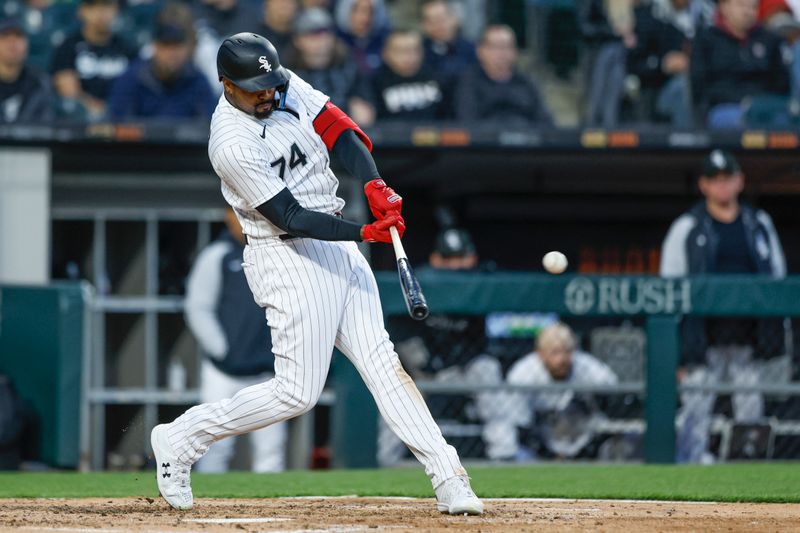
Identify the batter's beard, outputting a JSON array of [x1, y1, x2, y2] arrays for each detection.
[[254, 107, 275, 119], [252, 99, 276, 119]]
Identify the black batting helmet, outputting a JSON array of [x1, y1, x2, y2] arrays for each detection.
[[217, 33, 291, 95]]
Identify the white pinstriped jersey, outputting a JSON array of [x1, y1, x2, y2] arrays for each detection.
[[208, 71, 346, 238]]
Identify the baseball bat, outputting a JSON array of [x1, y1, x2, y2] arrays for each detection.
[[389, 226, 429, 321]]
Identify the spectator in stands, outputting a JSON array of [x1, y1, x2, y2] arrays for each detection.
[[454, 24, 551, 126], [651, 0, 715, 39], [475, 322, 618, 461], [107, 22, 216, 120], [50, 0, 136, 121], [186, 207, 286, 473], [757, 0, 800, 110], [419, 0, 475, 84], [2, 0, 75, 72], [369, 29, 446, 122], [195, 0, 260, 40], [690, 0, 792, 129], [258, 0, 299, 58], [288, 7, 374, 125], [193, 0, 261, 94], [661, 149, 788, 463], [0, 16, 53, 123], [578, 0, 636, 128], [335, 0, 391, 74], [628, 0, 712, 126], [116, 0, 162, 50]]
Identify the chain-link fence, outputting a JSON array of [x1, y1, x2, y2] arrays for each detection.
[[383, 313, 646, 463], [372, 273, 800, 465], [676, 316, 800, 462]]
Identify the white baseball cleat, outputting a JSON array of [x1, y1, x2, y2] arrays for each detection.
[[435, 476, 484, 515], [150, 424, 193, 510]]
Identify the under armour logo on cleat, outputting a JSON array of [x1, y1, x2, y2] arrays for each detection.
[[258, 56, 272, 72], [161, 462, 171, 478]]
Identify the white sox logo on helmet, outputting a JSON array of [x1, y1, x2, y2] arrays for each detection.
[[258, 56, 272, 72]]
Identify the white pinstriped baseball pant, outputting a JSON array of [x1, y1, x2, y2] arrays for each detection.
[[194, 360, 286, 473], [165, 237, 465, 488]]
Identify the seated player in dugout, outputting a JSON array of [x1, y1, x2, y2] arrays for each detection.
[[471, 322, 621, 461], [426, 227, 479, 271], [150, 32, 484, 516]]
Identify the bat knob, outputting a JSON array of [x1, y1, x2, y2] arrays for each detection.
[[411, 306, 429, 321]]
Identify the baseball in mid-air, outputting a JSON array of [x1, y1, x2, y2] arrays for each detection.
[[542, 251, 568, 274]]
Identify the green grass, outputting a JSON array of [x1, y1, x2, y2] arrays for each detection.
[[1, 464, 799, 503]]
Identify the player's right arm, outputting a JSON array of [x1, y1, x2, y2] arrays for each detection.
[[211, 144, 402, 243], [294, 72, 403, 221]]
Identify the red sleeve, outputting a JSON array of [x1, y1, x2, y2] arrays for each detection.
[[312, 101, 373, 152]]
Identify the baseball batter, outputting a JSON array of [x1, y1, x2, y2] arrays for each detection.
[[150, 33, 483, 515]]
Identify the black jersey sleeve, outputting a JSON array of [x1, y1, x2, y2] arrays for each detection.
[[256, 188, 362, 241], [330, 128, 380, 182]]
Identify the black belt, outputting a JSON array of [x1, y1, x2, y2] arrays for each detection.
[[244, 233, 297, 243]]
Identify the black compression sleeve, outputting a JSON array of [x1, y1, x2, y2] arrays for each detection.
[[331, 129, 380, 182], [256, 188, 362, 241]]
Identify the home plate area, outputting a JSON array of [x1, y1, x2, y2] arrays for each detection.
[[1, 497, 799, 532]]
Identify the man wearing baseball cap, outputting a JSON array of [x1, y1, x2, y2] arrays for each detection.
[[0, 16, 54, 123], [428, 227, 479, 270], [660, 149, 788, 463], [107, 18, 216, 120]]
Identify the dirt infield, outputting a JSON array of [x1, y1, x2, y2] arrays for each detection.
[[1, 497, 798, 532]]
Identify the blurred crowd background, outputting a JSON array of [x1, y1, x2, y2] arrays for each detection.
[[2, 0, 799, 129]]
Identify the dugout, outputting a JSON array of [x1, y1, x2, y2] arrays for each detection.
[[32, 122, 800, 274]]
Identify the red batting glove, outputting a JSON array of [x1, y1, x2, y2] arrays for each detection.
[[362, 212, 406, 243], [364, 178, 402, 220]]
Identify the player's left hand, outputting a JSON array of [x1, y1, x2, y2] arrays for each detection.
[[362, 212, 405, 243], [364, 179, 402, 219]]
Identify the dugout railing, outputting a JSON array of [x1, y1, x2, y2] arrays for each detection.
[[337, 272, 800, 465]]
